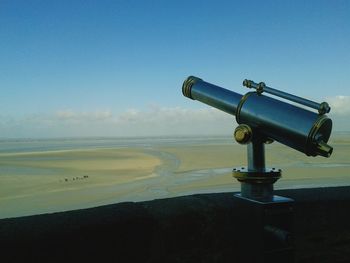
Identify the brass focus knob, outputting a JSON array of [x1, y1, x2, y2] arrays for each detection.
[[234, 124, 252, 144]]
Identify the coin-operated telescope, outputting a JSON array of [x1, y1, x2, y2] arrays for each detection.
[[182, 76, 333, 201], [182, 76, 333, 262]]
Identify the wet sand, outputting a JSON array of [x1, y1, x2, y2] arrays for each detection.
[[0, 135, 349, 218], [0, 148, 161, 218]]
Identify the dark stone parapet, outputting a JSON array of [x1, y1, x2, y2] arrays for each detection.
[[1, 186, 350, 262]]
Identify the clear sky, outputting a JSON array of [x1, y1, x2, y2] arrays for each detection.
[[1, 0, 349, 138]]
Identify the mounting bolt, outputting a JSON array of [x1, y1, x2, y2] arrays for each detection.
[[234, 124, 252, 144]]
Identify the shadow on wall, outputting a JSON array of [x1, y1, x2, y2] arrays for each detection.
[[1, 186, 350, 263]]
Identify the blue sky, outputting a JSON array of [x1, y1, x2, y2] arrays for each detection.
[[0, 0, 349, 137]]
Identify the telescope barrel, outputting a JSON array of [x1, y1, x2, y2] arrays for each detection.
[[182, 76, 333, 158], [182, 76, 242, 115]]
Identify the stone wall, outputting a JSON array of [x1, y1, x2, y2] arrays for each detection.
[[1, 187, 350, 262]]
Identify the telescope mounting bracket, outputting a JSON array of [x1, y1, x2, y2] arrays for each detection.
[[233, 124, 281, 202]]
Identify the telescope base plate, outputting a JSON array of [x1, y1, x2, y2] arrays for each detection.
[[233, 167, 282, 202], [233, 167, 281, 184]]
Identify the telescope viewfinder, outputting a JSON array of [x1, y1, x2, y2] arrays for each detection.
[[243, 79, 331, 115]]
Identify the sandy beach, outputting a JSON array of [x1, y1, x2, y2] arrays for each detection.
[[0, 135, 349, 218]]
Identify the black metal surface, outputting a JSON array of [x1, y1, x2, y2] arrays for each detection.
[[247, 134, 265, 171]]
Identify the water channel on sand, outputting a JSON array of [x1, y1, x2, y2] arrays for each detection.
[[0, 134, 349, 218]]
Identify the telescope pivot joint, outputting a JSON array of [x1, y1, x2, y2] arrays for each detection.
[[234, 124, 252, 144]]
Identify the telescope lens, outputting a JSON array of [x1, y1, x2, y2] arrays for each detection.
[[182, 76, 202, 99]]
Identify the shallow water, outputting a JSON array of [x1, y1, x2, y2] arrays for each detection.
[[0, 134, 349, 219], [0, 136, 233, 154]]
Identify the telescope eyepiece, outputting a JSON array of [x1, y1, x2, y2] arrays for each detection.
[[315, 140, 333, 157]]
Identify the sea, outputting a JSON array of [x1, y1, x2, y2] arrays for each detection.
[[0, 135, 234, 154]]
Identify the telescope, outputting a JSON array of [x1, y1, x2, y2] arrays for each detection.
[[182, 76, 333, 201]]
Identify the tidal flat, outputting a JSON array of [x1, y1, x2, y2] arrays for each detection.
[[0, 134, 349, 218]]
